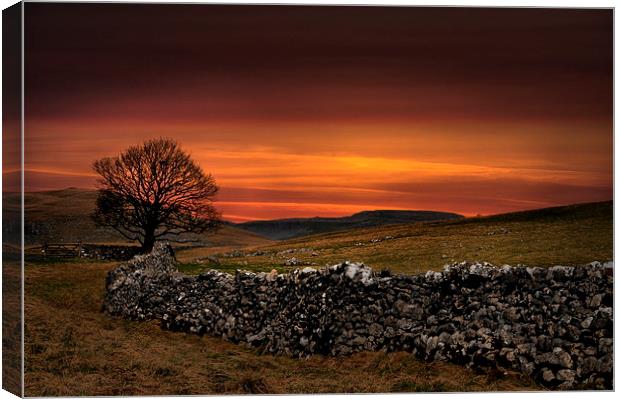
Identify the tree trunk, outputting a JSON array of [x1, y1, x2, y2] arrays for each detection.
[[141, 231, 156, 253]]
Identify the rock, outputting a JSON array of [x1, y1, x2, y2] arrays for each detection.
[[206, 255, 220, 265], [580, 317, 593, 329], [368, 323, 383, 337], [285, 257, 300, 266], [426, 335, 439, 353], [266, 269, 278, 282], [589, 294, 603, 308], [541, 368, 555, 382], [581, 356, 599, 374], [557, 369, 576, 383], [344, 262, 372, 284], [553, 348, 573, 369], [598, 355, 613, 374]]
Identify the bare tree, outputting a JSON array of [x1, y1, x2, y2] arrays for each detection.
[[92, 138, 220, 252]]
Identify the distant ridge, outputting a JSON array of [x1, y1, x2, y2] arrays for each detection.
[[234, 210, 464, 240], [8, 188, 273, 247]]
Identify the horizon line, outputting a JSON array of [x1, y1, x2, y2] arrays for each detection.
[[4, 186, 613, 224]]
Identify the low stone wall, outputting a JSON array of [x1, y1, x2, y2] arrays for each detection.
[[81, 244, 142, 260], [103, 245, 613, 390]]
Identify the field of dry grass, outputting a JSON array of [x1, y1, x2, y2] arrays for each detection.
[[177, 201, 613, 275], [2, 258, 22, 396], [23, 200, 612, 395], [24, 260, 537, 396]]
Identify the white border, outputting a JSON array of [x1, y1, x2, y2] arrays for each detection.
[[0, 1, 617, 399]]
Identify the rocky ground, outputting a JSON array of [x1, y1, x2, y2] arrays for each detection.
[[104, 244, 613, 390]]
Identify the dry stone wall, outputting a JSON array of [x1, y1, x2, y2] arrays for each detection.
[[81, 244, 142, 260], [103, 244, 613, 390]]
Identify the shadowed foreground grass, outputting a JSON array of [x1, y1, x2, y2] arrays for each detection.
[[25, 261, 538, 396], [2, 259, 22, 395]]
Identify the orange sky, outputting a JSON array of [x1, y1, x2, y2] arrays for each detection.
[[16, 4, 613, 222]]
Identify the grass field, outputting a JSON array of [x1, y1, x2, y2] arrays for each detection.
[[176, 201, 613, 275], [23, 200, 612, 395], [2, 259, 22, 395]]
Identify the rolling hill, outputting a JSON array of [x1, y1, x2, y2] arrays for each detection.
[[11, 188, 272, 248], [177, 201, 613, 275], [8, 188, 613, 274], [235, 210, 464, 240], [13, 188, 462, 245]]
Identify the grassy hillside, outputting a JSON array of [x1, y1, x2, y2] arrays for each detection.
[[19, 189, 611, 275], [16, 188, 272, 249], [22, 196, 611, 394], [236, 210, 463, 240], [177, 201, 613, 275]]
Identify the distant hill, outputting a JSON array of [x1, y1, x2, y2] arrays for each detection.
[[11, 188, 272, 248], [187, 200, 612, 275], [235, 210, 464, 240]]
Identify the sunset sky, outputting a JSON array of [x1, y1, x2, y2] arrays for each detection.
[[19, 4, 612, 222]]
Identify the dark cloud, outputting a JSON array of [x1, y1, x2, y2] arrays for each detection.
[[25, 4, 612, 123]]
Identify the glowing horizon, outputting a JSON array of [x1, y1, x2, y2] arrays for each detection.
[[19, 4, 613, 222]]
